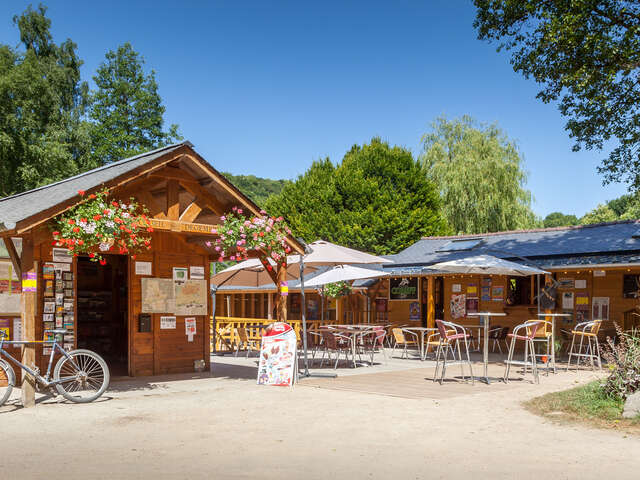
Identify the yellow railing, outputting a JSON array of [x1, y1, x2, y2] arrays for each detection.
[[211, 316, 330, 352]]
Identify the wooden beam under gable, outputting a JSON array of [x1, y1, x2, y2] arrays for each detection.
[[3, 237, 21, 280], [178, 180, 227, 216], [179, 201, 203, 223], [167, 180, 180, 221], [148, 165, 201, 183]]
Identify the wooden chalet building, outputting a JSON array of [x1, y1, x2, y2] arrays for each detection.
[[0, 142, 303, 391]]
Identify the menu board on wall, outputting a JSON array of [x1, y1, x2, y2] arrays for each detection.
[[389, 277, 418, 301]]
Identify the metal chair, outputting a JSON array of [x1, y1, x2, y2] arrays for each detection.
[[488, 326, 510, 354], [433, 320, 474, 385], [504, 320, 542, 384], [235, 327, 260, 358], [319, 330, 354, 369], [527, 319, 553, 374], [567, 320, 603, 371], [390, 328, 420, 359]]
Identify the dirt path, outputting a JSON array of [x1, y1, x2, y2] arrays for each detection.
[[0, 360, 637, 480]]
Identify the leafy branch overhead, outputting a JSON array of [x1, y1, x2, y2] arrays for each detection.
[[474, 1, 640, 188]]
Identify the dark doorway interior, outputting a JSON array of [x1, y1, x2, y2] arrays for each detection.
[[76, 255, 128, 376]]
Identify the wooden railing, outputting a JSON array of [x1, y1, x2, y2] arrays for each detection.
[[211, 316, 331, 352]]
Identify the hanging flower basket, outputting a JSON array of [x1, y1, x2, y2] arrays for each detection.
[[51, 190, 153, 264], [322, 281, 352, 299], [210, 206, 293, 263]]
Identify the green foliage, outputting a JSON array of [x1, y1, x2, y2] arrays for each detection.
[[579, 192, 640, 224], [0, 4, 93, 196], [222, 173, 288, 206], [322, 281, 352, 299], [420, 116, 539, 235], [543, 212, 579, 228], [265, 138, 448, 255], [474, 1, 640, 189], [89, 42, 181, 165], [51, 190, 153, 262], [602, 325, 640, 401]]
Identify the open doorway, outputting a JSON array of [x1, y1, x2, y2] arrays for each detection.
[[76, 255, 129, 376]]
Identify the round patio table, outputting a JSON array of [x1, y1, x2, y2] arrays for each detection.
[[403, 327, 438, 360], [537, 313, 571, 373], [467, 312, 506, 384]]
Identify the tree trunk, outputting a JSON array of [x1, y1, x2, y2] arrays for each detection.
[[275, 262, 288, 322]]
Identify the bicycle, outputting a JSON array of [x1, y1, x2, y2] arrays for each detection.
[[0, 329, 109, 406]]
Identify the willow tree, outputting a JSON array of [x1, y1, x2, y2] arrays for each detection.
[[421, 116, 538, 235]]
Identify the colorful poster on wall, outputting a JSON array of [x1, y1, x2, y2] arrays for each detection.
[[0, 318, 10, 340], [466, 297, 479, 314], [452, 284, 461, 293], [409, 302, 420, 321], [481, 277, 492, 287], [481, 286, 491, 302], [257, 322, 297, 387], [450, 294, 466, 319], [492, 286, 504, 302], [375, 298, 387, 312], [575, 293, 590, 322], [466, 284, 478, 298], [592, 297, 610, 321], [389, 277, 418, 300], [185, 317, 196, 342]]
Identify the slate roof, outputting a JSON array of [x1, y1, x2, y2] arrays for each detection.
[[387, 220, 640, 269], [0, 142, 188, 232]]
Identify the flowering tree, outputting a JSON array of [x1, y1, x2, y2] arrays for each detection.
[[51, 190, 153, 264]]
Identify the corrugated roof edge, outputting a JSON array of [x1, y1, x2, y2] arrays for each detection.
[[0, 141, 190, 205], [421, 219, 640, 240]]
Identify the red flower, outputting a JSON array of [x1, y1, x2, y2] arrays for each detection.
[[111, 201, 119, 207], [80, 218, 87, 223], [89, 253, 95, 258], [93, 215, 102, 221], [78, 190, 86, 196], [77, 240, 84, 246], [99, 259, 106, 266], [120, 225, 126, 231], [52, 231, 59, 236], [72, 227, 80, 233], [147, 227, 154, 232], [132, 255, 137, 260], [103, 209, 110, 215], [88, 194, 96, 199], [50, 241, 57, 246], [68, 219, 75, 225]]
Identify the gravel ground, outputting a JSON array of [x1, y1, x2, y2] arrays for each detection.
[[0, 354, 638, 480]]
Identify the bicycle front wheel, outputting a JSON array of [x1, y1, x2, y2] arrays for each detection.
[[0, 360, 15, 407], [54, 349, 110, 403]]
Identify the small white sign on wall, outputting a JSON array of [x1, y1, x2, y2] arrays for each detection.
[[135, 261, 152, 275], [575, 279, 587, 289], [160, 316, 176, 329], [452, 284, 461, 293], [185, 317, 196, 342]]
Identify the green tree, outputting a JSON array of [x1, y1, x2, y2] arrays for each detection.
[[265, 139, 448, 255], [420, 116, 539, 235], [580, 204, 618, 225], [89, 42, 180, 165], [222, 173, 288, 206], [474, 1, 640, 188], [543, 212, 579, 228], [0, 4, 92, 196]]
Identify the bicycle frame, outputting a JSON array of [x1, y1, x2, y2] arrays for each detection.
[[0, 335, 77, 388]]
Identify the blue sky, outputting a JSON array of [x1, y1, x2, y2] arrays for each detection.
[[0, 1, 628, 217]]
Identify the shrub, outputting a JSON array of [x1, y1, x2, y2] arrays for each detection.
[[602, 323, 640, 401]]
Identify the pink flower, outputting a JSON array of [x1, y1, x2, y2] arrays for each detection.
[[236, 240, 243, 246], [237, 209, 243, 214], [266, 226, 272, 232], [218, 256, 224, 262], [232, 206, 237, 212], [205, 241, 212, 247], [230, 255, 236, 261], [220, 215, 226, 221], [260, 210, 266, 215], [215, 246, 221, 251]]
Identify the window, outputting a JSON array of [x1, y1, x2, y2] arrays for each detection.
[[436, 238, 483, 252]]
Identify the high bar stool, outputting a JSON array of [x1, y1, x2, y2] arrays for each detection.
[[529, 319, 553, 375], [566, 320, 603, 371], [434, 320, 474, 385], [504, 320, 543, 384]]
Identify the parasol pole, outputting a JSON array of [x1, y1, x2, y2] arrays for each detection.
[[300, 256, 310, 376]]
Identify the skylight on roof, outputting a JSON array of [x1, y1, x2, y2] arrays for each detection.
[[436, 238, 483, 252]]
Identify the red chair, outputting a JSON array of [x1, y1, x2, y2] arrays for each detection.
[[433, 320, 474, 385], [503, 320, 543, 384]]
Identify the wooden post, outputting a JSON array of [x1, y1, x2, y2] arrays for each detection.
[[267, 293, 273, 320], [20, 237, 37, 407], [427, 276, 435, 328], [275, 263, 288, 321]]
